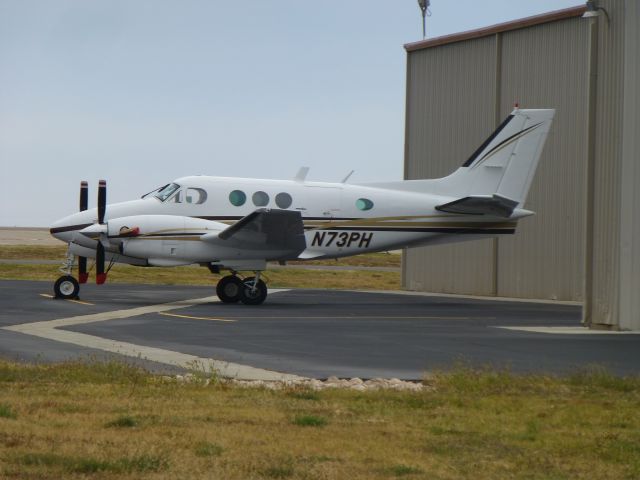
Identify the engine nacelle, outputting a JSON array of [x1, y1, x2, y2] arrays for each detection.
[[103, 215, 224, 261]]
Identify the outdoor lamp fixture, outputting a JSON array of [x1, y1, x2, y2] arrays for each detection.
[[582, 0, 610, 22], [417, 0, 431, 39]]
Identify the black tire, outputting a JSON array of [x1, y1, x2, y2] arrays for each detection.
[[240, 277, 268, 305], [54, 275, 80, 299], [216, 275, 243, 303]]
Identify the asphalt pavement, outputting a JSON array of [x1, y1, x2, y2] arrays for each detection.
[[1, 280, 639, 379]]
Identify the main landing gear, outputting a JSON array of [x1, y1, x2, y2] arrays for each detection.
[[215, 272, 268, 305]]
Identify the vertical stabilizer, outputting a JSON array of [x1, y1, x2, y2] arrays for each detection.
[[457, 108, 555, 206], [366, 108, 555, 209]]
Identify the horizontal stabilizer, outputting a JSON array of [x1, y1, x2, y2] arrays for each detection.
[[436, 194, 519, 218], [211, 209, 306, 252]]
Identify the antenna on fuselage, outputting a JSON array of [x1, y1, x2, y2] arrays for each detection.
[[341, 170, 355, 183], [294, 167, 309, 182]]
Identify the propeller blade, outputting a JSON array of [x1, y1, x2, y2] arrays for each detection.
[[96, 242, 107, 285], [78, 256, 88, 284], [97, 179, 106, 224], [79, 181, 88, 212]]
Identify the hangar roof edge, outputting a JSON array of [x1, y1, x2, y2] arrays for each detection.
[[404, 5, 587, 52]]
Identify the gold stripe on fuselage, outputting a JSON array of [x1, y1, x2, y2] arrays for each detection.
[[133, 219, 516, 240]]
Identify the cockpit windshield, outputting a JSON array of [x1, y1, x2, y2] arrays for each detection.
[[154, 183, 181, 202]]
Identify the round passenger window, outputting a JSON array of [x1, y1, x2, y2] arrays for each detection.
[[252, 191, 269, 207], [356, 198, 374, 211], [229, 190, 246, 206], [275, 192, 292, 209]]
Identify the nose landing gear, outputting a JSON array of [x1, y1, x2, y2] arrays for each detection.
[[54, 275, 80, 299], [215, 272, 268, 305], [54, 250, 81, 299]]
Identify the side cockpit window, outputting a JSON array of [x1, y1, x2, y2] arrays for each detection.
[[154, 183, 181, 202], [154, 184, 208, 204]]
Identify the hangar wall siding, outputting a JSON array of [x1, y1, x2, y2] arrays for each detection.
[[404, 36, 497, 296], [619, 0, 640, 331], [403, 11, 588, 301], [403, 1, 640, 330], [587, 0, 624, 328], [497, 18, 589, 300]]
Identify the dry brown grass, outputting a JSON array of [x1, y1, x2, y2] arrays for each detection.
[[0, 360, 639, 479], [0, 263, 400, 291], [0, 245, 67, 260], [0, 245, 401, 290]]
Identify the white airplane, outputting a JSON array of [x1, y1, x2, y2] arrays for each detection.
[[50, 107, 555, 305]]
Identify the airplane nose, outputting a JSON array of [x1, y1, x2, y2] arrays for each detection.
[[50, 217, 74, 243], [50, 213, 93, 243]]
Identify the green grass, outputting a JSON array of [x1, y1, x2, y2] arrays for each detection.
[[292, 414, 328, 427], [194, 441, 224, 457], [14, 452, 167, 474], [386, 464, 424, 476], [286, 389, 321, 401], [262, 462, 295, 479], [105, 415, 138, 428], [0, 403, 17, 419], [0, 360, 639, 478]]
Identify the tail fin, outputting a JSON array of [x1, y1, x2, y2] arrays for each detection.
[[456, 108, 555, 206], [367, 108, 555, 209]]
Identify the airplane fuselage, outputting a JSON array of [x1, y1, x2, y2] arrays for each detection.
[[51, 175, 523, 270]]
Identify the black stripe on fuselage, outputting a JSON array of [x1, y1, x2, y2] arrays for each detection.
[[56, 224, 515, 238], [108, 227, 515, 238], [106, 232, 205, 239], [196, 216, 360, 222], [49, 223, 93, 234], [316, 227, 516, 234], [143, 227, 516, 234]]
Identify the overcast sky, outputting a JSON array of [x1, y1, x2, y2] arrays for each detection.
[[0, 0, 580, 226]]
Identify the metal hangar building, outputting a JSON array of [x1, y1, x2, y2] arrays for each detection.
[[401, 1, 640, 330]]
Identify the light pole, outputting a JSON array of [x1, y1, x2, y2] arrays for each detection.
[[417, 0, 431, 39]]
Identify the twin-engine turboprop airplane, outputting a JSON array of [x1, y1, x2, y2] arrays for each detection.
[[50, 108, 555, 305]]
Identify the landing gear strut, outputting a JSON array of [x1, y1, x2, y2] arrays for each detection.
[[240, 273, 267, 305], [54, 248, 80, 299], [214, 272, 268, 305]]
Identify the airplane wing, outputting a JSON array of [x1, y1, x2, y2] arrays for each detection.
[[202, 209, 306, 253], [435, 194, 519, 218]]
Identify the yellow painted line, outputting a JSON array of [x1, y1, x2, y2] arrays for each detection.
[[67, 298, 95, 306], [39, 293, 94, 305], [158, 311, 236, 322]]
